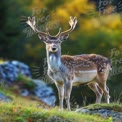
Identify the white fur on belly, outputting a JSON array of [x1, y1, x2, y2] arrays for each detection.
[[73, 70, 97, 83]]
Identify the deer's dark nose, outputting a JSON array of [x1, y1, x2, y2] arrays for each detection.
[[52, 47, 57, 51]]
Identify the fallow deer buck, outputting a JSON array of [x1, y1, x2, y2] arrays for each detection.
[[26, 16, 111, 110]]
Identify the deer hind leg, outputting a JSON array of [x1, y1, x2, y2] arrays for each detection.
[[99, 82, 110, 103], [88, 82, 103, 103], [55, 82, 64, 110], [64, 82, 72, 111], [96, 74, 110, 104]]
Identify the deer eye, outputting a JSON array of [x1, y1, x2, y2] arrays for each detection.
[[57, 41, 60, 43], [57, 40, 61, 44], [46, 41, 52, 44]]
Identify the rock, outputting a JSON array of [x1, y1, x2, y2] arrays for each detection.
[[19, 79, 56, 106], [0, 61, 56, 106], [0, 92, 12, 102], [47, 116, 73, 122], [113, 117, 122, 122], [76, 108, 122, 121], [0, 61, 31, 83], [32, 79, 56, 106], [12, 61, 31, 77], [76, 108, 90, 113], [20, 89, 29, 96]]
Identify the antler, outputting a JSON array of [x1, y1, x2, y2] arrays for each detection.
[[26, 16, 50, 36], [26, 16, 77, 42], [56, 16, 77, 37]]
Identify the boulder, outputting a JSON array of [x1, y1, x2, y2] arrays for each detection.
[[0, 92, 12, 102], [0, 61, 31, 83], [0, 61, 56, 106], [76, 107, 122, 122], [20, 79, 56, 106]]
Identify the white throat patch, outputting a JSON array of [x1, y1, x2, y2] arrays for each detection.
[[48, 54, 61, 71], [49, 54, 56, 62]]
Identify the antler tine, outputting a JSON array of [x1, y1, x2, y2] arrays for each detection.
[[26, 17, 36, 32], [55, 28, 62, 37], [69, 16, 77, 30], [26, 16, 48, 35], [56, 16, 77, 37], [46, 28, 52, 36]]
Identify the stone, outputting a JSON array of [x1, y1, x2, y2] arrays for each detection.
[[0, 92, 12, 102], [0, 61, 56, 106], [0, 61, 31, 83], [76, 108, 122, 121], [33, 79, 56, 106]]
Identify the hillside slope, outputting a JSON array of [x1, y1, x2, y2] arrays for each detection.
[[0, 88, 113, 122]]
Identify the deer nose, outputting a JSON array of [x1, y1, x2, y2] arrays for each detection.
[[52, 47, 57, 51], [51, 44, 57, 51]]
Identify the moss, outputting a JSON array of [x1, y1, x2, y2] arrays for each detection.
[[83, 103, 122, 112], [16, 74, 36, 90]]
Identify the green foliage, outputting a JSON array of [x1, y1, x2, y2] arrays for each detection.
[[1, 0, 122, 63], [1, 0, 122, 65], [16, 75, 36, 90], [0, 0, 31, 60]]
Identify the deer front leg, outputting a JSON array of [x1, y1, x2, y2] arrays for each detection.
[[64, 81, 72, 111], [55, 82, 64, 110]]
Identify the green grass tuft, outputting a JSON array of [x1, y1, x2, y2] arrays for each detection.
[[16, 74, 37, 90], [83, 103, 122, 112]]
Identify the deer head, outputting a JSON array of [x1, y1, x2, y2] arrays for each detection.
[[26, 16, 77, 53]]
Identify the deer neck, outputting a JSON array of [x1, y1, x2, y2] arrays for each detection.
[[47, 50, 62, 72]]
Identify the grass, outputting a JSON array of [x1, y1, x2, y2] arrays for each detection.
[[0, 58, 5, 64], [0, 88, 113, 122], [16, 74, 37, 90], [83, 103, 122, 112], [0, 102, 112, 122]]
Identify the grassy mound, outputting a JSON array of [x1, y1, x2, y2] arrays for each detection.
[[0, 102, 112, 122], [0, 88, 113, 122], [83, 103, 122, 112]]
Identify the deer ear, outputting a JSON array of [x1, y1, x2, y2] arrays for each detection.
[[59, 34, 69, 42], [38, 34, 49, 42]]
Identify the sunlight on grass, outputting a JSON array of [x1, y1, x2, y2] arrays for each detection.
[[0, 87, 112, 122], [0, 59, 5, 64], [0, 102, 112, 122], [0, 86, 114, 122]]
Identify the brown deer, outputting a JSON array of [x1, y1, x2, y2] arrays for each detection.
[[26, 16, 111, 110]]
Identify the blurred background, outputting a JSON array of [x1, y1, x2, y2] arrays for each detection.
[[0, 0, 122, 107]]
